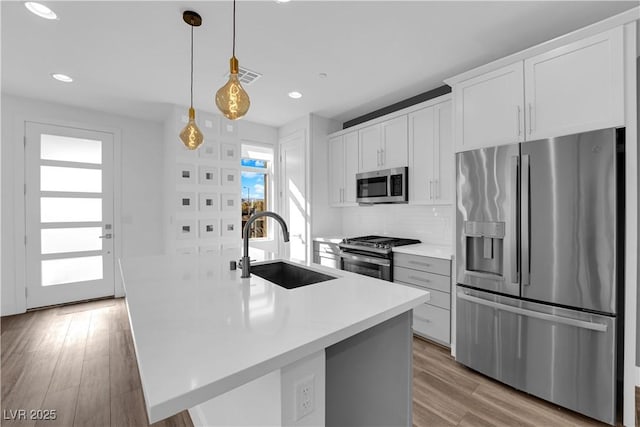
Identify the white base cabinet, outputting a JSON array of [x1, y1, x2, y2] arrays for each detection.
[[394, 253, 452, 347], [313, 240, 341, 270]]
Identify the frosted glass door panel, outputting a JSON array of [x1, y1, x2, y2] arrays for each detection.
[[41, 166, 102, 193], [41, 134, 102, 164], [41, 227, 102, 254], [26, 121, 114, 309], [41, 197, 102, 222], [41, 256, 103, 286]]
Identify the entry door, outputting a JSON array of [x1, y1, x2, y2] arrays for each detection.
[[25, 122, 115, 309], [279, 131, 307, 263]]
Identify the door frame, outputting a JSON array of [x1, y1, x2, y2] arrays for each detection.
[[278, 129, 310, 264], [10, 114, 123, 313]]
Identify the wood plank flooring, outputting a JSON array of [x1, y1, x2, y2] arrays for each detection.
[[412, 337, 619, 427], [0, 298, 634, 426], [1, 298, 191, 427]]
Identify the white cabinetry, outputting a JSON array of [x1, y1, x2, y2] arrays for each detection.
[[359, 115, 408, 172], [329, 131, 358, 207], [394, 253, 452, 347], [453, 62, 525, 151], [452, 27, 624, 152], [524, 27, 624, 141], [408, 99, 453, 204]]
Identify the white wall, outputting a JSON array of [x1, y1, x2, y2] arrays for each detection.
[[341, 205, 454, 246], [1, 94, 164, 315], [163, 105, 279, 257]]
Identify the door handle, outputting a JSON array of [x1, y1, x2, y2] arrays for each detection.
[[528, 103, 533, 134], [521, 154, 530, 286], [435, 179, 439, 199], [516, 105, 522, 137], [429, 180, 433, 200], [381, 148, 385, 166], [510, 155, 519, 284], [457, 291, 607, 332], [99, 233, 112, 239]]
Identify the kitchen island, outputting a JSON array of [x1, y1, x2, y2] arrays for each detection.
[[119, 250, 429, 426]]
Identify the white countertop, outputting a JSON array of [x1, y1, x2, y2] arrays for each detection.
[[120, 251, 429, 423], [312, 236, 343, 244], [392, 243, 454, 259]]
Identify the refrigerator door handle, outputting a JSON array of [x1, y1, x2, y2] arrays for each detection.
[[521, 154, 531, 286], [457, 291, 608, 332], [510, 155, 519, 284]]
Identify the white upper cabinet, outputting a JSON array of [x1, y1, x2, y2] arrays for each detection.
[[329, 131, 359, 207], [359, 125, 382, 172], [343, 132, 359, 204], [328, 135, 345, 206], [409, 99, 453, 205], [359, 115, 408, 172], [451, 26, 624, 152], [453, 62, 525, 151], [524, 27, 624, 141], [381, 115, 408, 169], [435, 101, 454, 204]]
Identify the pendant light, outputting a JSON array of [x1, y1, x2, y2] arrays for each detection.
[[179, 11, 204, 150], [215, 0, 250, 120]]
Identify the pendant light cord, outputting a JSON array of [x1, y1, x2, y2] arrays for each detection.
[[190, 21, 194, 108], [232, 0, 236, 57]]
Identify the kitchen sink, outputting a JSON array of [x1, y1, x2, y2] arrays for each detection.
[[250, 261, 337, 289]]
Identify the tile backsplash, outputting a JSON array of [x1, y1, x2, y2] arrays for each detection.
[[341, 204, 454, 246]]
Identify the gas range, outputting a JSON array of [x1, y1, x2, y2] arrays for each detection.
[[339, 235, 421, 257], [338, 235, 421, 281]]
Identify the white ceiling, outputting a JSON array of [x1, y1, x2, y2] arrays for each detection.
[[2, 1, 637, 128]]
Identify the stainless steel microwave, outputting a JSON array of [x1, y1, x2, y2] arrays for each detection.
[[356, 167, 408, 204]]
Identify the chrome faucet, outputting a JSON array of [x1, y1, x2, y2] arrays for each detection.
[[241, 211, 290, 278]]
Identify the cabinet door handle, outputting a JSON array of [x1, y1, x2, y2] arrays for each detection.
[[516, 105, 521, 136], [429, 181, 433, 200], [376, 149, 380, 166], [381, 148, 385, 166], [528, 103, 533, 134], [409, 275, 431, 283], [409, 260, 432, 268], [435, 179, 439, 200]]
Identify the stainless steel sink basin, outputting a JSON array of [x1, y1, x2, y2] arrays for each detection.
[[250, 261, 337, 289]]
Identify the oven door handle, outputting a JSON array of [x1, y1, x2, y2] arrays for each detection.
[[339, 251, 391, 267]]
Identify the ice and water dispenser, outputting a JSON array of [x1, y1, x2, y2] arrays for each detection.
[[464, 221, 505, 278]]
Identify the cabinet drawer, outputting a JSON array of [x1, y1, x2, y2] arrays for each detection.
[[413, 303, 450, 346], [316, 254, 340, 270], [313, 241, 341, 255], [394, 253, 450, 276], [399, 282, 450, 309], [394, 267, 450, 293]]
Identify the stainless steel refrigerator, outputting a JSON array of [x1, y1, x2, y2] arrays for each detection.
[[455, 128, 623, 425]]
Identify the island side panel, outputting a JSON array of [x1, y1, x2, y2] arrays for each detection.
[[325, 311, 413, 427]]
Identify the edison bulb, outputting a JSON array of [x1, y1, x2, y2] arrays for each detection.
[[216, 57, 250, 120], [179, 108, 204, 150]]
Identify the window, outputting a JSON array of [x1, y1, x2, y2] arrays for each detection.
[[241, 146, 273, 239]]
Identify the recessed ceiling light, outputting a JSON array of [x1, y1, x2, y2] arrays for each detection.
[[275, 0, 291, 3], [288, 91, 302, 99], [51, 73, 73, 83], [25, 2, 57, 20]]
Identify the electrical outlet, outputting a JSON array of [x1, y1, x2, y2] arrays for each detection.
[[295, 375, 315, 421]]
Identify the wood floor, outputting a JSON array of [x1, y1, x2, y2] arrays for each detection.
[[0, 298, 633, 426], [1, 298, 191, 427]]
